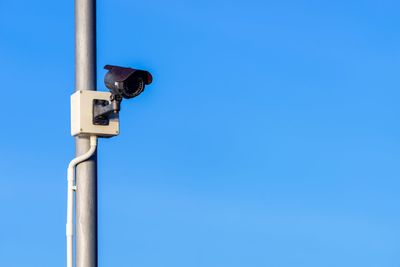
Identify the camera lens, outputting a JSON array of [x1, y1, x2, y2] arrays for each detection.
[[123, 76, 145, 98]]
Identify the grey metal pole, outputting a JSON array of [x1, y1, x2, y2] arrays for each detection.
[[75, 0, 97, 266]]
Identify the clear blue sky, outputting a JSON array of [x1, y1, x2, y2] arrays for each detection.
[[0, 0, 399, 266]]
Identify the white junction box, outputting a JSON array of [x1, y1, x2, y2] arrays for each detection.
[[71, 90, 119, 137]]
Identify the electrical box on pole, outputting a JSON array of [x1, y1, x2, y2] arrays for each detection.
[[71, 90, 120, 137]]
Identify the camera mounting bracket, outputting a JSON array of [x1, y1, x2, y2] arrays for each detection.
[[93, 94, 122, 126]]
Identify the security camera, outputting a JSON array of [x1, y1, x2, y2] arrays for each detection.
[[90, 65, 153, 127], [104, 65, 153, 99]]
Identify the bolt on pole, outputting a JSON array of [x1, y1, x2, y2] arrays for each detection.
[[75, 0, 98, 266]]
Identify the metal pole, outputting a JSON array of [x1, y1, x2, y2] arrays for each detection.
[[75, 0, 97, 266]]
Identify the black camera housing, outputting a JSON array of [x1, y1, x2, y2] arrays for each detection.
[[104, 65, 153, 99], [93, 65, 153, 126]]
